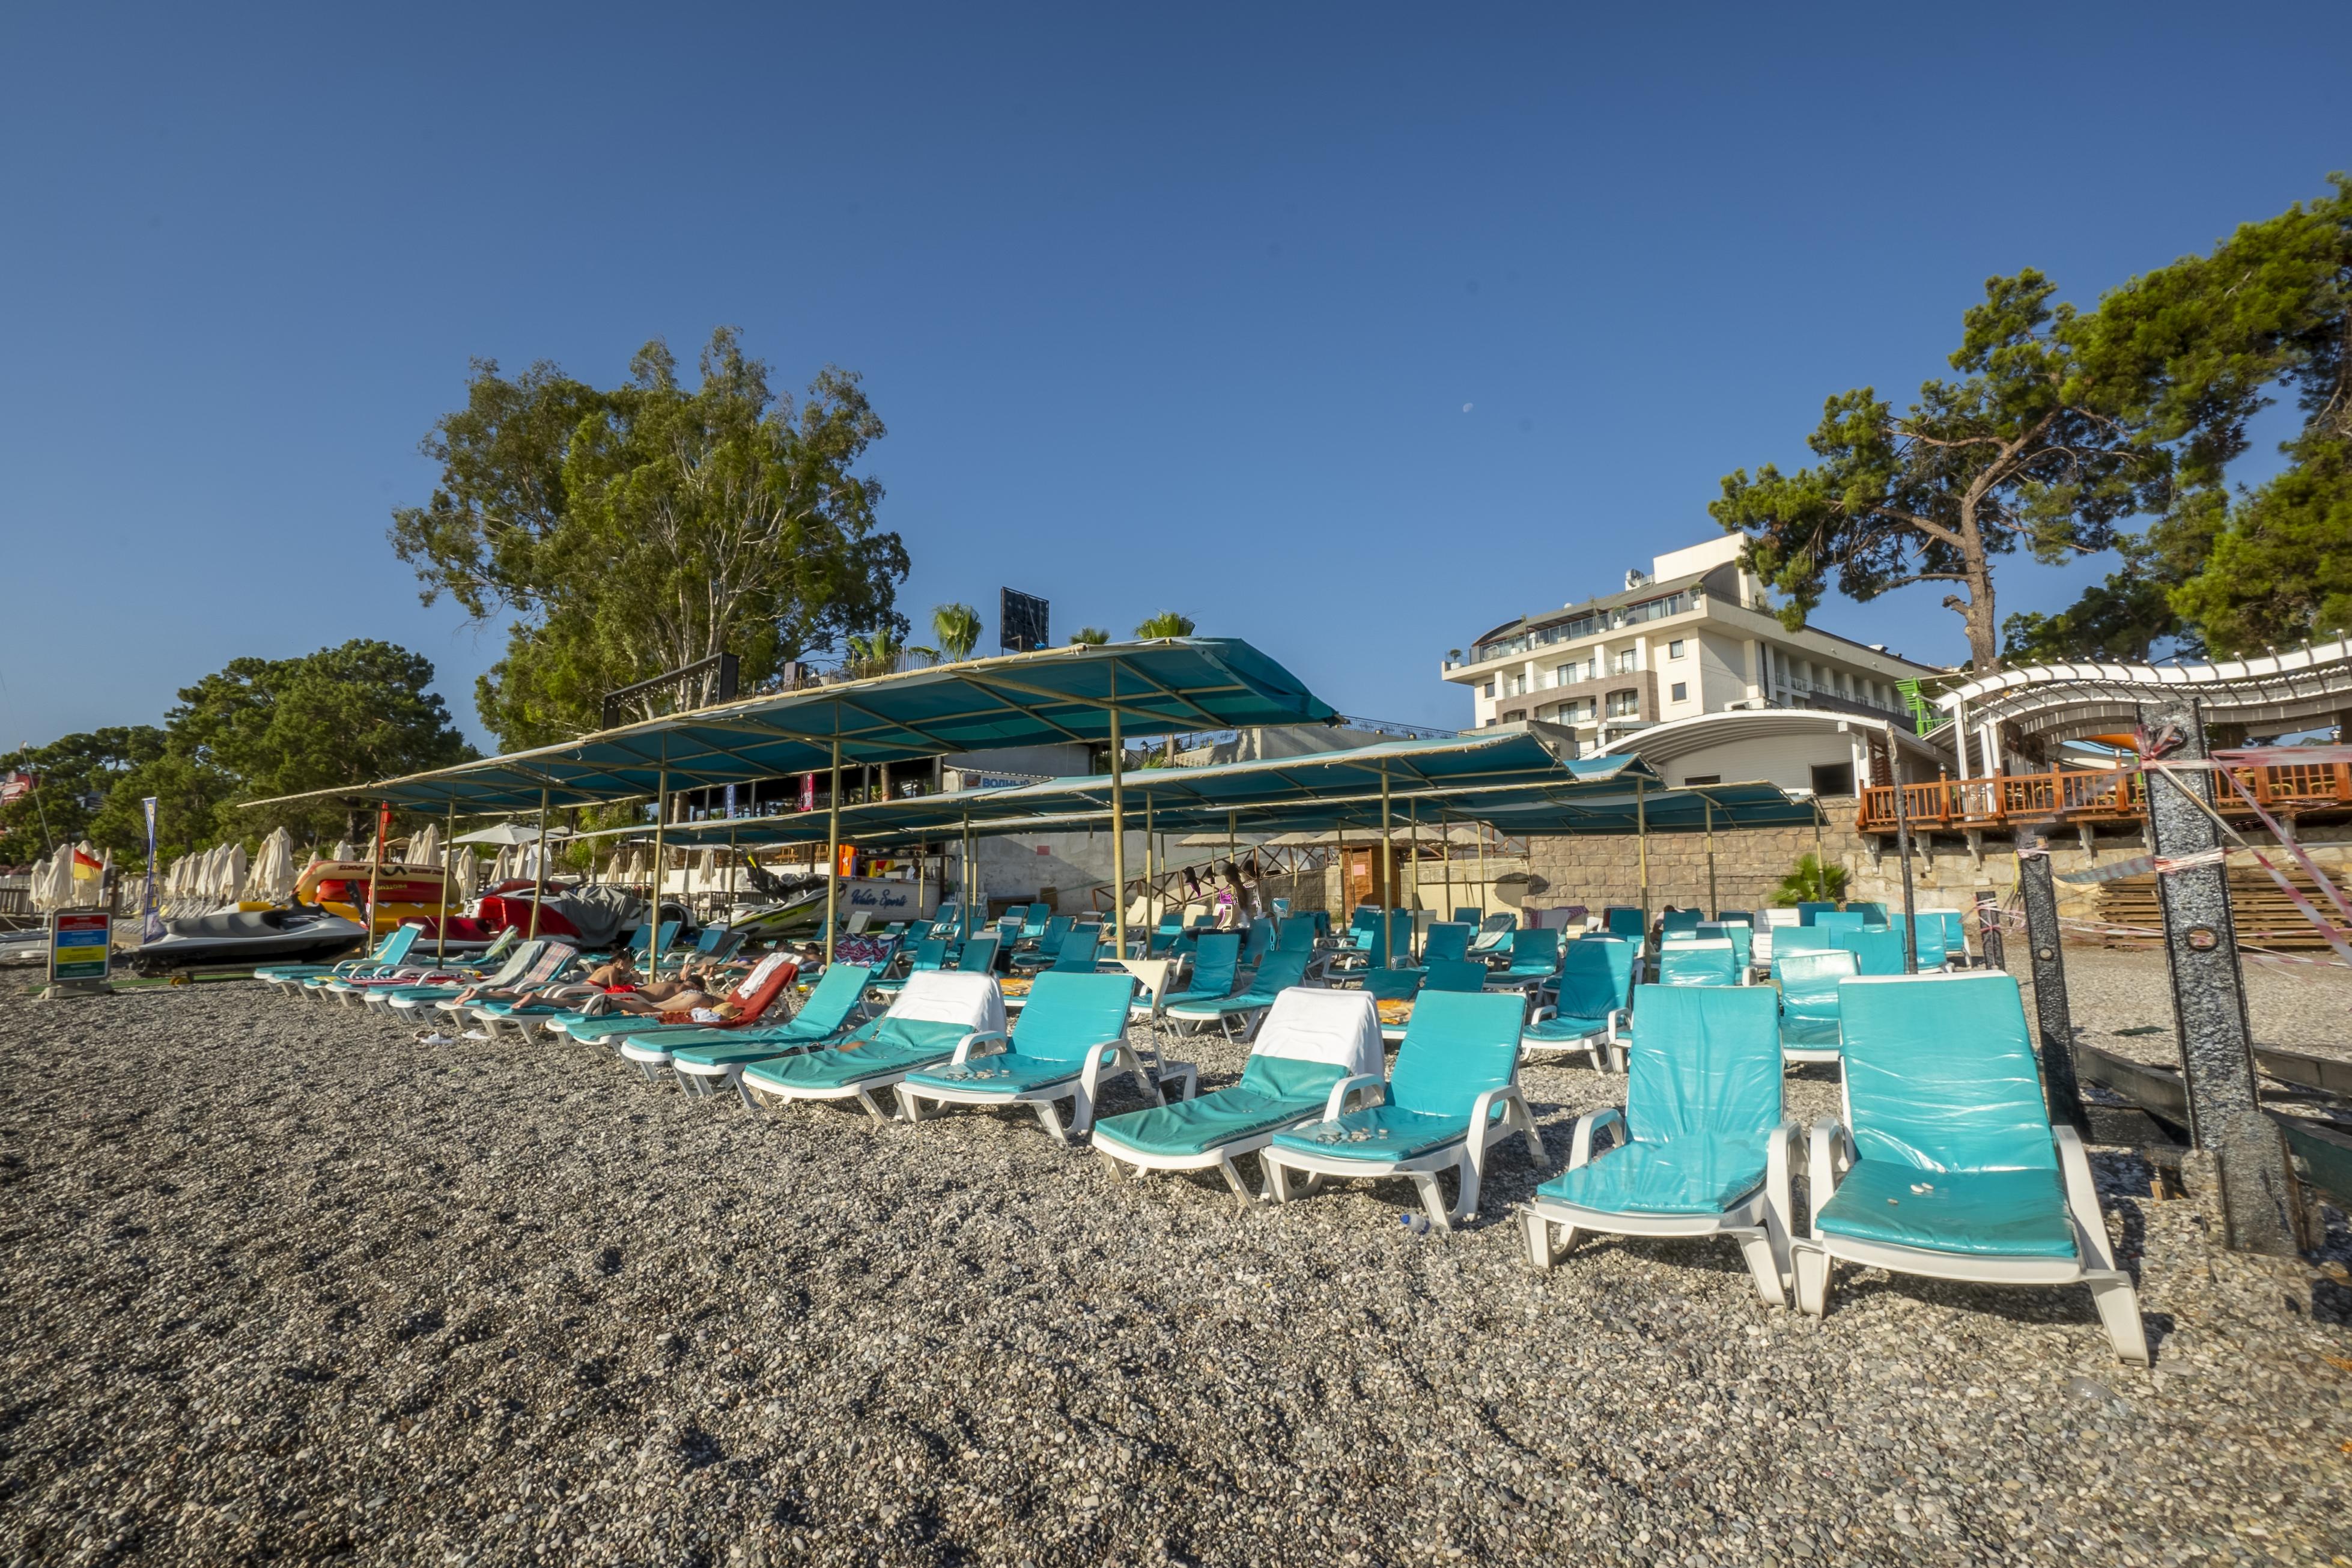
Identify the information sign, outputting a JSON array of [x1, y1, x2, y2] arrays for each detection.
[[49, 910, 112, 985]]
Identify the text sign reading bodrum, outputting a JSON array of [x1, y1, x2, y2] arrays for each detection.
[[50, 910, 112, 983]]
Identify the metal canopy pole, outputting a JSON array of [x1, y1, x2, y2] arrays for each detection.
[[365, 800, 387, 939], [1406, 797, 1420, 959], [961, 812, 974, 940], [1476, 816, 1487, 921], [1441, 810, 1454, 919], [645, 771, 667, 968], [1378, 763, 1394, 965], [725, 827, 737, 925], [1893, 765, 1919, 974], [2140, 697, 2306, 1256], [1143, 794, 1156, 940], [916, 835, 927, 920], [1703, 798, 1718, 919], [824, 734, 841, 966], [1227, 809, 1238, 929], [1108, 666, 1127, 956], [435, 799, 455, 962], [1635, 776, 1650, 934], [527, 788, 550, 941], [2015, 830, 2089, 1134]]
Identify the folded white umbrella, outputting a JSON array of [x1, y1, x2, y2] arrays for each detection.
[[246, 828, 297, 902], [331, 840, 356, 863], [408, 823, 442, 869], [451, 851, 481, 901], [453, 821, 570, 846]]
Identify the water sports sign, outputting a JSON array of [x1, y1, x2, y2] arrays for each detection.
[[49, 910, 112, 985]]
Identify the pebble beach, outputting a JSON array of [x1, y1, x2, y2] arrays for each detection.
[[2, 956, 2348, 1566]]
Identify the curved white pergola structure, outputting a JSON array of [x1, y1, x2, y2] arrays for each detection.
[[1934, 637, 2352, 773]]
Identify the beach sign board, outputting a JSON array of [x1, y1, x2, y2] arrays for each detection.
[[49, 909, 112, 985]]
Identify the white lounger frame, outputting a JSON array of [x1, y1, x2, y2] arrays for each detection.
[[1092, 1074, 1384, 1202], [1518, 1003, 1627, 1072], [1519, 1110, 1801, 1305], [1258, 1078, 1546, 1232], [1791, 1118, 2150, 1364], [893, 1031, 1190, 1144]]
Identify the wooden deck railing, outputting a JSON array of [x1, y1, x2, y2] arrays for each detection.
[[1856, 762, 2352, 832]]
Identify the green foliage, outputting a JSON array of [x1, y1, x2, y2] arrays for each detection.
[[390, 328, 909, 747], [1772, 854, 1849, 908], [1134, 611, 1195, 639], [0, 726, 165, 863], [931, 603, 982, 663], [1712, 270, 2160, 670], [843, 625, 902, 680], [1068, 627, 1110, 645], [1999, 565, 2191, 663], [5, 642, 470, 866]]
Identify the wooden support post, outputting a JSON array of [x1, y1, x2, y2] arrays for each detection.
[[824, 735, 840, 965]]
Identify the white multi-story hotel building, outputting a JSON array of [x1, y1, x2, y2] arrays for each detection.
[[1442, 535, 1949, 795]]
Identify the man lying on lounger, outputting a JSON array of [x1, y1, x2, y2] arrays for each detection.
[[561, 952, 746, 1018]]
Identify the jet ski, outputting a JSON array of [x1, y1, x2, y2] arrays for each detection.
[[135, 905, 369, 974]]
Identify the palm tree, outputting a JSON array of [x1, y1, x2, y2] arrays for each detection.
[[932, 604, 982, 663], [1068, 627, 1110, 645], [1134, 611, 1195, 639], [845, 626, 901, 679]]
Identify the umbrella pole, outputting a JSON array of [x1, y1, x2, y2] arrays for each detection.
[[527, 789, 550, 941], [1144, 795, 1156, 937], [1406, 797, 1419, 960], [962, 812, 974, 940], [1378, 763, 1393, 966], [365, 801, 386, 937], [824, 737, 841, 965], [1108, 665, 1126, 957], [436, 800, 454, 962], [1704, 798, 1718, 919]]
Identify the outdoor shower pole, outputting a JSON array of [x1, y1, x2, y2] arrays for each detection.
[[2140, 696, 2306, 1256], [823, 735, 841, 966], [1108, 664, 1127, 957], [2015, 830, 2089, 1134], [1893, 760, 1919, 974], [435, 798, 455, 962], [527, 788, 550, 941], [646, 771, 667, 970]]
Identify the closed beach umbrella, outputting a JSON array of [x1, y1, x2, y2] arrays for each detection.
[[221, 843, 249, 904], [246, 828, 297, 902], [331, 840, 356, 863], [409, 822, 441, 869], [451, 850, 481, 901]]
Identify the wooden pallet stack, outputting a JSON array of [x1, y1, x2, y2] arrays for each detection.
[[2092, 865, 2345, 949]]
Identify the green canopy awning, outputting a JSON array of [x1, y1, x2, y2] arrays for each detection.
[[242, 638, 1337, 813]]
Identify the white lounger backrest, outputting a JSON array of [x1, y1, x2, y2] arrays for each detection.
[[1251, 986, 1382, 1080], [889, 970, 1006, 1035]]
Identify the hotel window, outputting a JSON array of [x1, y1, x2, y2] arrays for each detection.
[[1482, 680, 1495, 697], [1668, 639, 1686, 658], [1553, 663, 1576, 687], [1612, 648, 1638, 675], [1562, 697, 1594, 722], [1670, 682, 1688, 702], [1605, 690, 1639, 719]]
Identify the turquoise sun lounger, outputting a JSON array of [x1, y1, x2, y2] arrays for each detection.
[[1791, 972, 2149, 1364], [1260, 989, 1545, 1231], [1520, 935, 1637, 1069], [738, 971, 1007, 1122], [896, 970, 1159, 1143], [1520, 983, 1798, 1305], [1093, 987, 1386, 1200], [641, 962, 875, 1092]]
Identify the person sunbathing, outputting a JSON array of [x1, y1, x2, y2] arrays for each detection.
[[566, 954, 737, 1016]]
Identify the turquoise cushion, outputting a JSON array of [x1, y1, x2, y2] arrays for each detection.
[[1554, 938, 1635, 1020], [1815, 1158, 2077, 1259], [1390, 989, 1524, 1116], [667, 1037, 817, 1069], [741, 1020, 972, 1092], [1269, 1102, 1470, 1162], [1840, 975, 2056, 1174], [1524, 1012, 1608, 1042], [1092, 1059, 1343, 1159], [904, 1053, 1086, 1095], [1537, 1137, 1767, 1216]]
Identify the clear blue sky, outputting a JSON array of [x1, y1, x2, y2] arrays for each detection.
[[2, 2, 2345, 752]]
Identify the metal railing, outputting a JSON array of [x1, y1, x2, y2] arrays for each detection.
[[1856, 761, 2352, 831]]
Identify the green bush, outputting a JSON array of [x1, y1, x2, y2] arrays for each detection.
[[1772, 853, 1849, 907]]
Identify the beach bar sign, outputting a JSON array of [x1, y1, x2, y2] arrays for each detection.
[[49, 909, 112, 988]]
